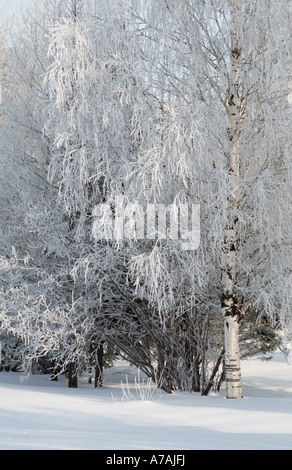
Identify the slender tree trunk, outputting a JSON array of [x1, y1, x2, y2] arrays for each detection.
[[222, 20, 244, 398], [94, 344, 103, 388], [221, 221, 242, 398], [224, 313, 242, 398], [202, 347, 224, 396], [68, 362, 78, 388]]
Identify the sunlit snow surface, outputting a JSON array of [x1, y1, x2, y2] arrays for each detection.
[[0, 351, 291, 450]]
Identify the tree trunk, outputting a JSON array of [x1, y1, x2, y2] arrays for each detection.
[[202, 347, 224, 396], [68, 362, 78, 388], [221, 226, 243, 399], [224, 313, 242, 398], [222, 19, 244, 399], [94, 344, 103, 388]]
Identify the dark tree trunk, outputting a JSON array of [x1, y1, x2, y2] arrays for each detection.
[[95, 345, 103, 388], [68, 362, 78, 388]]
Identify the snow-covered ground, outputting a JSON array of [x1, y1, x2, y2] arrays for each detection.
[[0, 351, 292, 450]]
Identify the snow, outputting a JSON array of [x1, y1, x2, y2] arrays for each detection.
[[0, 352, 292, 450]]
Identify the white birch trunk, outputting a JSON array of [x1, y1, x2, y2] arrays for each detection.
[[222, 224, 242, 398], [224, 312, 242, 398], [222, 16, 243, 398]]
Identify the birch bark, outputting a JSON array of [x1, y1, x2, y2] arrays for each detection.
[[222, 12, 243, 398]]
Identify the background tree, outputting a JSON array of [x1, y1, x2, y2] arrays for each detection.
[[0, 0, 99, 381]]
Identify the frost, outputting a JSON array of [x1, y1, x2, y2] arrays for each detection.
[[0, 0, 291, 396]]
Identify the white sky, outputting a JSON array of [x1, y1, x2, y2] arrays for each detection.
[[2, 0, 27, 19], [2, 0, 15, 18]]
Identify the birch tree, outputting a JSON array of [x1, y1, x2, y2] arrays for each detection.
[[117, 0, 292, 398]]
